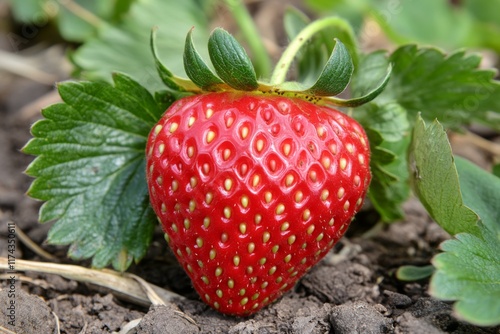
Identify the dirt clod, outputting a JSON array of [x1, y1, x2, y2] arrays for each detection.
[[383, 290, 413, 308], [301, 262, 377, 304], [134, 304, 200, 334], [0, 288, 55, 334], [329, 301, 394, 334]]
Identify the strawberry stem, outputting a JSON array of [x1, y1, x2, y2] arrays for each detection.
[[270, 17, 359, 86], [223, 0, 272, 80]]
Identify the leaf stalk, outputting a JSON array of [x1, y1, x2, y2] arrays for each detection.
[[270, 17, 358, 85]]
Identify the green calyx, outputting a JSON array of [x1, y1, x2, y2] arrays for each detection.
[[151, 17, 391, 107]]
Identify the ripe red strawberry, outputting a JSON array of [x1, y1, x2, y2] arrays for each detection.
[[144, 24, 391, 316], [146, 91, 371, 316]]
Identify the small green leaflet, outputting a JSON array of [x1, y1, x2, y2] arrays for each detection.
[[408, 116, 480, 236], [23, 73, 165, 271], [431, 225, 500, 326], [409, 116, 500, 326], [351, 51, 390, 102], [354, 46, 500, 130], [381, 45, 500, 130]]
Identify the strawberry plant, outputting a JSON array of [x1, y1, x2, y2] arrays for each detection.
[[20, 0, 500, 325]]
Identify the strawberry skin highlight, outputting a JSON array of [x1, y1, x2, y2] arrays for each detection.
[[146, 91, 371, 316]]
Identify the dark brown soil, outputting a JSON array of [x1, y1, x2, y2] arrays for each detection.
[[1, 3, 500, 333]]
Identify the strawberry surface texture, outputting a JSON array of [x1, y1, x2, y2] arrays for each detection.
[[146, 91, 371, 316]]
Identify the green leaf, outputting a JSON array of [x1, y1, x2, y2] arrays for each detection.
[[408, 116, 500, 326], [455, 156, 500, 234], [381, 45, 500, 130], [368, 136, 410, 222], [351, 50, 391, 100], [356, 102, 409, 142], [72, 0, 211, 92], [223, 0, 271, 79], [408, 116, 480, 236], [183, 28, 223, 91], [371, 146, 396, 166], [208, 28, 258, 91], [23, 73, 163, 271], [422, 128, 500, 328], [356, 103, 410, 222], [431, 224, 500, 326], [396, 265, 435, 281], [305, 39, 353, 96]]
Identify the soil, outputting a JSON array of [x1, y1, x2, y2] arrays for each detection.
[[1, 2, 500, 334]]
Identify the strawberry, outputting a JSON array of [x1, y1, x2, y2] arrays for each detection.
[[146, 91, 370, 316], [145, 27, 388, 316]]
